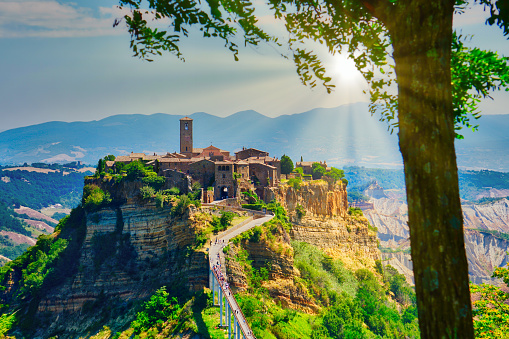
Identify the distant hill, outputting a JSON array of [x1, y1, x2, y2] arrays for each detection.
[[1, 103, 508, 171]]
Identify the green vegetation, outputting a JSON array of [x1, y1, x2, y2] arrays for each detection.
[[281, 155, 294, 175], [210, 211, 235, 234], [475, 229, 509, 242], [0, 201, 30, 236], [348, 207, 363, 217], [311, 163, 345, 182], [0, 167, 92, 210], [0, 206, 87, 334], [295, 204, 306, 219], [230, 236, 419, 339], [82, 184, 112, 211], [471, 264, 509, 338], [347, 191, 370, 203], [287, 177, 302, 190], [131, 286, 182, 334]]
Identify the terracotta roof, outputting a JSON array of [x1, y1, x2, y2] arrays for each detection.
[[235, 147, 267, 154], [130, 153, 146, 158], [235, 160, 249, 165], [190, 158, 214, 165], [143, 155, 161, 161], [251, 162, 276, 170], [215, 161, 233, 165], [203, 145, 220, 151], [192, 148, 204, 153], [296, 161, 314, 167], [115, 156, 132, 162], [180, 116, 193, 121], [158, 158, 191, 163]]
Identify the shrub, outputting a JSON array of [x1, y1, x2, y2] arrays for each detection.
[[155, 192, 165, 208], [242, 203, 263, 211], [142, 173, 166, 190], [348, 207, 363, 216], [287, 177, 302, 190], [82, 184, 111, 211], [140, 186, 156, 200], [295, 204, 306, 218], [131, 286, 182, 334], [171, 195, 191, 217], [163, 187, 181, 196], [125, 160, 154, 181]]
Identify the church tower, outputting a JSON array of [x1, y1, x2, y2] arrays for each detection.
[[180, 117, 193, 156]]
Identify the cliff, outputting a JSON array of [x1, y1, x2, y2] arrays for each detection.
[[226, 224, 320, 313], [266, 179, 348, 219], [364, 197, 509, 285], [225, 180, 380, 315], [1, 178, 211, 338], [271, 180, 379, 270]]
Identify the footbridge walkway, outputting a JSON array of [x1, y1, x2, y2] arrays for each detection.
[[205, 202, 274, 339]]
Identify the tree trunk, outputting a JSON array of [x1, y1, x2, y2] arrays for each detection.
[[388, 1, 474, 337]]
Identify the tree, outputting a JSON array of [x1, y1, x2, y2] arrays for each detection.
[[116, 0, 509, 336], [312, 162, 326, 180], [280, 154, 294, 174]]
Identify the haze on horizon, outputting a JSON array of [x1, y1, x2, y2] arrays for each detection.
[[0, 0, 508, 133]]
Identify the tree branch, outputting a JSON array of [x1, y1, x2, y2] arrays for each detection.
[[359, 0, 394, 26]]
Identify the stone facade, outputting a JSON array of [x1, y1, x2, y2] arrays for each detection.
[[235, 147, 269, 160], [109, 117, 281, 202], [180, 117, 193, 156]]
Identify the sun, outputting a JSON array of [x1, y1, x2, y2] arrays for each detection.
[[329, 55, 364, 84]]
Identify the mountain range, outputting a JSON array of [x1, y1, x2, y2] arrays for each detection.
[[1, 102, 508, 171]]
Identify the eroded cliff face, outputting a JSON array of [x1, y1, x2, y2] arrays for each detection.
[[226, 224, 320, 314], [28, 181, 210, 338], [464, 229, 509, 285], [271, 181, 379, 270], [225, 181, 380, 314], [267, 180, 348, 218], [364, 197, 509, 285]]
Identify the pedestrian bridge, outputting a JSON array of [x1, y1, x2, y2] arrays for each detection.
[[207, 204, 274, 339]]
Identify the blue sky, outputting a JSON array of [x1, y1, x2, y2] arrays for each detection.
[[0, 0, 508, 132]]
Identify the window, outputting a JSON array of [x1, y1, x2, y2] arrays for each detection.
[[185, 122, 189, 130], [226, 166, 230, 171], [222, 174, 225, 179]]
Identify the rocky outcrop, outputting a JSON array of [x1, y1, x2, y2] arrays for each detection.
[[31, 190, 210, 337], [464, 229, 509, 285], [364, 197, 509, 285], [462, 198, 509, 232], [226, 224, 320, 313], [290, 215, 379, 271], [272, 180, 379, 270], [267, 180, 348, 218]]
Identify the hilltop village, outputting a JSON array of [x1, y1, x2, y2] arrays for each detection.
[[105, 117, 328, 201]]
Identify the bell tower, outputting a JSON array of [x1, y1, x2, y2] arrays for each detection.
[[180, 117, 193, 156]]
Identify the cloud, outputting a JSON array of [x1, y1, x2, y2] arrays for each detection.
[[0, 1, 128, 38]]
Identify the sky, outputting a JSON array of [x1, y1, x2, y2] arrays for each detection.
[[0, 0, 508, 132]]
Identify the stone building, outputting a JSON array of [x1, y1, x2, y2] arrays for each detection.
[[108, 116, 281, 201]]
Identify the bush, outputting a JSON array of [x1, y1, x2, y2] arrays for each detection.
[[131, 286, 182, 334], [295, 204, 306, 218], [155, 192, 165, 208], [140, 186, 156, 200], [142, 173, 166, 190], [242, 203, 263, 211], [82, 184, 111, 211], [125, 160, 154, 181], [171, 195, 191, 217], [348, 207, 363, 216], [166, 187, 181, 195], [287, 177, 302, 190]]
